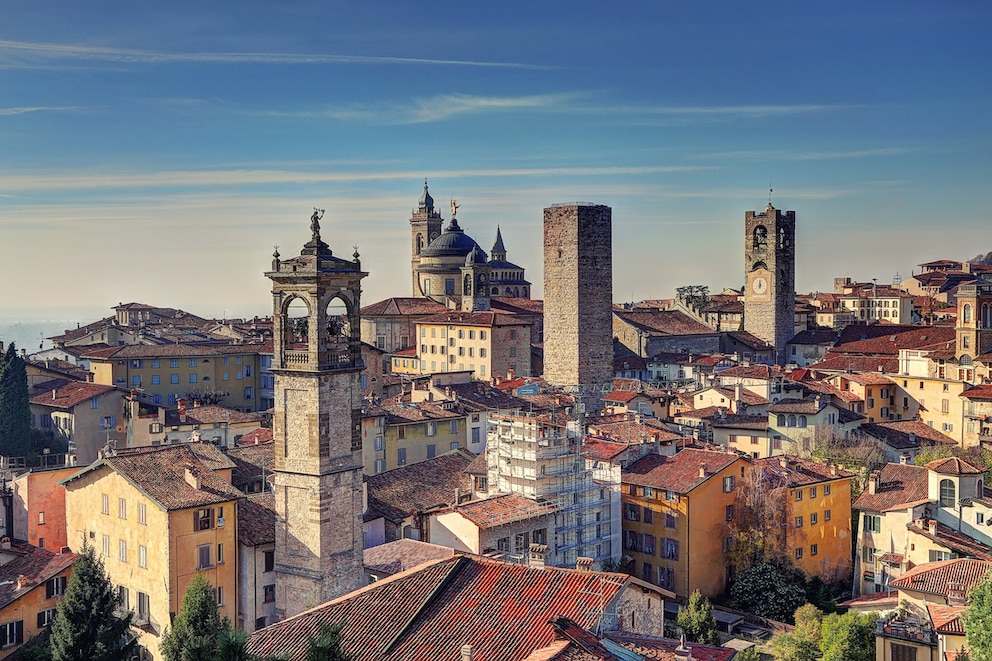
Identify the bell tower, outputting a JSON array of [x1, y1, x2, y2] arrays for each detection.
[[410, 179, 443, 295], [266, 208, 367, 620], [743, 203, 796, 365]]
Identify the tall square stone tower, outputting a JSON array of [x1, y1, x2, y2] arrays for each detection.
[[265, 209, 367, 620], [543, 203, 613, 401], [743, 203, 796, 365]]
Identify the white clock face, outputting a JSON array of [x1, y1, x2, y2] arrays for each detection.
[[752, 276, 768, 295]]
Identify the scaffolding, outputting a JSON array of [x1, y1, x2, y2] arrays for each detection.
[[486, 410, 617, 568]]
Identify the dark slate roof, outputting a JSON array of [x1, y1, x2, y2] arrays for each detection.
[[246, 555, 630, 661]]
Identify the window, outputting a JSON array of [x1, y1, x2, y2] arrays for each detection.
[[139, 545, 147, 569], [264, 584, 275, 603], [171, 374, 180, 384], [450, 441, 459, 450], [137, 592, 150, 623], [862, 546, 877, 563], [810, 486, 817, 499], [890, 642, 919, 661], [825, 509, 832, 522], [0, 620, 23, 648], [102, 494, 109, 515], [810, 512, 818, 525], [625, 503, 640, 521], [195, 508, 214, 531], [863, 513, 881, 533], [471, 428, 481, 444], [119, 498, 127, 519], [795, 490, 802, 502], [397, 448, 407, 466], [119, 539, 127, 563], [102, 535, 110, 557], [37, 608, 58, 628], [264, 550, 275, 572], [427, 444, 436, 459], [940, 479, 956, 508], [795, 548, 803, 559], [375, 459, 385, 473], [723, 476, 735, 492], [244, 387, 254, 399], [665, 512, 677, 529], [38, 511, 45, 525], [726, 505, 735, 522], [217, 543, 224, 564], [45, 576, 67, 598], [450, 420, 459, 434], [397, 426, 406, 439], [189, 359, 198, 367], [929, 550, 953, 562], [213, 586, 224, 606], [426, 422, 437, 436], [663, 538, 679, 560], [151, 359, 160, 369], [811, 544, 818, 556], [171, 359, 179, 368], [643, 507, 654, 524], [795, 516, 803, 528], [132, 375, 141, 386], [198, 544, 212, 569], [374, 435, 384, 451], [151, 374, 160, 385], [189, 374, 198, 384], [138, 503, 147, 525], [824, 484, 831, 496], [979, 513, 986, 525]]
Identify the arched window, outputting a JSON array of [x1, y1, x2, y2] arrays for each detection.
[[939, 479, 956, 508], [777, 415, 785, 427], [963, 303, 973, 324], [464, 274, 472, 296], [416, 233, 424, 255], [491, 287, 499, 295], [787, 415, 796, 427], [798, 416, 807, 428], [778, 226, 790, 249], [753, 226, 767, 251]]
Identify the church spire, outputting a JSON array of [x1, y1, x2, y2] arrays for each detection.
[[418, 178, 434, 212], [491, 225, 507, 262]]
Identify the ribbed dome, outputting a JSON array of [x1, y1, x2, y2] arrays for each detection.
[[421, 219, 486, 260], [465, 245, 486, 266]]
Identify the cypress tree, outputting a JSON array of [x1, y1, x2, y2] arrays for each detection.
[[0, 343, 31, 458], [50, 543, 135, 661]]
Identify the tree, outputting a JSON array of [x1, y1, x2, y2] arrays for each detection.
[[731, 563, 808, 623], [161, 574, 226, 661], [676, 590, 720, 645], [818, 610, 876, 661], [49, 543, 135, 661], [0, 343, 31, 458], [183, 387, 231, 407], [675, 285, 710, 311], [304, 622, 353, 661], [966, 570, 992, 661], [726, 465, 790, 574], [771, 604, 822, 661]]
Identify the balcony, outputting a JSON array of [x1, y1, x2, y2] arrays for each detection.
[[876, 615, 935, 646]]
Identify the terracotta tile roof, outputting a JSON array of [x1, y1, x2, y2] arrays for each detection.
[[674, 405, 724, 421], [831, 326, 957, 356], [858, 420, 957, 450], [0, 546, 76, 611], [623, 449, 741, 494], [62, 444, 244, 511], [603, 391, 639, 404], [164, 405, 264, 426], [82, 343, 259, 359], [767, 396, 829, 414], [810, 355, 900, 374], [907, 519, 992, 561], [418, 311, 533, 327], [888, 558, 992, 597], [788, 330, 840, 346], [961, 385, 992, 401], [753, 455, 854, 487], [29, 382, 119, 409], [926, 457, 986, 475], [365, 450, 474, 523], [837, 590, 899, 609], [440, 381, 535, 412], [238, 493, 275, 547], [878, 553, 904, 564], [450, 493, 557, 529], [709, 414, 768, 430], [48, 316, 116, 343], [613, 310, 715, 336], [360, 297, 448, 317], [226, 442, 274, 491], [583, 438, 634, 462], [184, 442, 237, 472], [709, 386, 769, 406], [714, 364, 779, 380], [833, 372, 895, 386], [246, 555, 630, 661], [464, 450, 488, 476], [928, 604, 966, 634], [852, 463, 929, 513], [603, 633, 736, 661], [724, 330, 774, 350], [237, 428, 273, 446], [362, 539, 456, 577], [490, 297, 544, 315], [377, 398, 463, 424]]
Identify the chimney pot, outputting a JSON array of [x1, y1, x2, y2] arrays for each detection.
[[460, 645, 475, 661], [185, 467, 201, 490]]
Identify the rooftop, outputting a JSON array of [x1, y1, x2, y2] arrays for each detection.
[[623, 449, 741, 493], [889, 558, 992, 597], [365, 450, 474, 524]]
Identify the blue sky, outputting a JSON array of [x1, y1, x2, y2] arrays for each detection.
[[1, 1, 990, 333]]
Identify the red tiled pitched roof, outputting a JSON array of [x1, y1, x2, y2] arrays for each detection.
[[623, 449, 741, 493], [237, 428, 273, 446], [837, 590, 899, 609], [238, 493, 275, 547], [907, 519, 992, 561], [858, 420, 956, 450], [246, 555, 630, 661], [832, 371, 895, 386], [418, 311, 532, 327], [165, 405, 263, 426], [226, 441, 274, 491], [450, 493, 557, 529], [928, 604, 966, 634], [852, 463, 929, 513], [613, 310, 714, 336], [360, 297, 448, 317], [29, 382, 119, 409], [583, 438, 633, 462], [926, 457, 986, 475], [365, 450, 474, 523], [961, 385, 992, 401], [753, 455, 854, 487], [362, 539, 456, 577], [0, 546, 76, 610], [888, 558, 992, 597], [604, 632, 736, 661]]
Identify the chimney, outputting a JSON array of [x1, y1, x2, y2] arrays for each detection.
[[528, 543, 549, 570], [698, 464, 708, 478], [0, 537, 9, 551], [928, 519, 937, 536], [52, 389, 58, 401], [507, 368, 515, 381], [184, 467, 201, 490], [780, 456, 789, 469], [454, 488, 461, 506], [576, 557, 594, 571], [14, 575, 26, 591], [868, 470, 881, 495], [947, 582, 967, 606], [899, 453, 911, 465], [674, 634, 693, 661], [460, 645, 475, 661]]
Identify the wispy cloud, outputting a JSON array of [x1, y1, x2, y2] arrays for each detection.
[[0, 105, 82, 116], [693, 147, 914, 161], [0, 39, 550, 70], [0, 164, 713, 193]]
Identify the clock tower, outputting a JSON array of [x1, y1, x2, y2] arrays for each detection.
[[743, 203, 796, 365], [266, 208, 367, 620]]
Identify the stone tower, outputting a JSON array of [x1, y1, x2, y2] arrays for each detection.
[[543, 203, 613, 407], [743, 203, 796, 365], [265, 209, 367, 620], [460, 245, 491, 312], [410, 179, 443, 295], [956, 273, 992, 361]]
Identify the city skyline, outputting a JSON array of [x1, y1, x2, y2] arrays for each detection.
[[2, 1, 990, 326]]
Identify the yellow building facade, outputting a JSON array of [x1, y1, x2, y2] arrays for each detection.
[[62, 445, 242, 661]]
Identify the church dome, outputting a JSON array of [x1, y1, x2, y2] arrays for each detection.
[[465, 245, 486, 266], [421, 218, 486, 260]]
